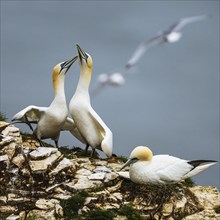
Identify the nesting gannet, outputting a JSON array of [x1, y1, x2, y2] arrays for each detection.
[[12, 56, 79, 147], [69, 44, 113, 157], [121, 146, 216, 184], [91, 15, 208, 95]]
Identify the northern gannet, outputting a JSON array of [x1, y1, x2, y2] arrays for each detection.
[[91, 15, 208, 95], [121, 146, 216, 184], [12, 56, 79, 147], [69, 44, 113, 157]]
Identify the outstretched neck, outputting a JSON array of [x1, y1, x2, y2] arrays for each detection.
[[76, 67, 91, 94], [53, 76, 66, 100]]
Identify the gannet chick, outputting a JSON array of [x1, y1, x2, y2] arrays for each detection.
[[69, 44, 113, 157], [12, 56, 78, 147], [126, 15, 209, 68], [121, 146, 216, 184]]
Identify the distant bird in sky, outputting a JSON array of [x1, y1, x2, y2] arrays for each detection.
[[92, 15, 208, 96], [69, 44, 113, 157], [12, 56, 80, 147], [121, 146, 216, 184]]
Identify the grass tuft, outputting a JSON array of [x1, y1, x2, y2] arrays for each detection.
[[87, 208, 116, 220]]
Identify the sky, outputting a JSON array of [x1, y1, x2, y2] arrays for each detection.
[[0, 1, 219, 188]]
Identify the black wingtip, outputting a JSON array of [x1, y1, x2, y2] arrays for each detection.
[[188, 160, 217, 168]]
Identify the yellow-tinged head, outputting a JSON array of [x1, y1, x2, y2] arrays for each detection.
[[52, 56, 77, 92], [130, 146, 153, 161], [76, 44, 93, 72], [120, 146, 153, 170]]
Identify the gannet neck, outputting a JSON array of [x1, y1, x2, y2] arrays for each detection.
[[76, 66, 92, 94], [53, 75, 65, 97], [52, 64, 66, 97]]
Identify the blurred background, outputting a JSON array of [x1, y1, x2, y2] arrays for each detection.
[[1, 1, 219, 188]]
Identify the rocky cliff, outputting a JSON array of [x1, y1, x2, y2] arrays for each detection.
[[0, 121, 219, 220]]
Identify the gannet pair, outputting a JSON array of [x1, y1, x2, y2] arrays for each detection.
[[12, 57, 80, 147], [12, 45, 113, 157], [121, 146, 216, 184], [92, 15, 208, 95]]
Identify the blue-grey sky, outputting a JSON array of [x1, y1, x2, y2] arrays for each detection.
[[1, 1, 219, 188]]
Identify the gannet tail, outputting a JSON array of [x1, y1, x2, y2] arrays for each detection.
[[183, 160, 217, 179]]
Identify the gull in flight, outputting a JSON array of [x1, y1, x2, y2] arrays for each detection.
[[12, 56, 83, 147], [121, 146, 216, 184], [92, 15, 208, 95], [69, 44, 113, 157]]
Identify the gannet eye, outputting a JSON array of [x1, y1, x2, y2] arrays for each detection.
[[87, 56, 93, 68]]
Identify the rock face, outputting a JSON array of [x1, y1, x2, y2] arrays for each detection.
[[0, 121, 220, 220]]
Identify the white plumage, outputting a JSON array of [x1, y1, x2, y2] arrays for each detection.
[[121, 146, 216, 184], [69, 44, 113, 157], [12, 56, 83, 147]]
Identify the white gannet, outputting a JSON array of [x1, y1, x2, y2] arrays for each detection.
[[12, 56, 79, 147], [91, 15, 208, 95], [121, 146, 216, 184], [69, 44, 113, 157]]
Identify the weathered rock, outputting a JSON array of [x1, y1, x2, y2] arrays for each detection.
[[0, 196, 7, 204], [104, 172, 119, 183], [35, 198, 59, 210], [49, 157, 75, 176], [0, 205, 17, 214], [27, 209, 56, 220], [88, 172, 106, 180], [29, 151, 61, 173], [75, 168, 92, 178], [64, 178, 103, 191], [0, 154, 8, 162], [29, 147, 58, 159], [12, 154, 25, 168], [2, 142, 16, 160]]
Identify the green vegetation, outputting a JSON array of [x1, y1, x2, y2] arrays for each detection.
[[60, 190, 88, 219], [26, 216, 38, 220], [116, 155, 128, 163], [184, 178, 196, 187], [213, 204, 220, 213], [0, 112, 7, 121], [87, 208, 116, 220], [118, 204, 143, 220]]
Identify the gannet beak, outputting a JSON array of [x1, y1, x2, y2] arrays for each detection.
[[76, 44, 88, 63], [61, 56, 78, 73], [120, 158, 136, 170]]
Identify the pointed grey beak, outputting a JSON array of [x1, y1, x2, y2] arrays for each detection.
[[62, 56, 78, 72], [120, 158, 134, 171], [61, 56, 78, 72], [76, 44, 88, 62]]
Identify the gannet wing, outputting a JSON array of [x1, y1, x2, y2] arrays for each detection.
[[152, 155, 192, 182], [12, 105, 48, 122], [168, 15, 208, 32], [88, 107, 113, 157], [126, 34, 164, 68], [62, 117, 86, 144]]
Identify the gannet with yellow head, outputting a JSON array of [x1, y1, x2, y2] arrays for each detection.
[[121, 146, 216, 184], [12, 56, 81, 147], [69, 44, 113, 157]]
